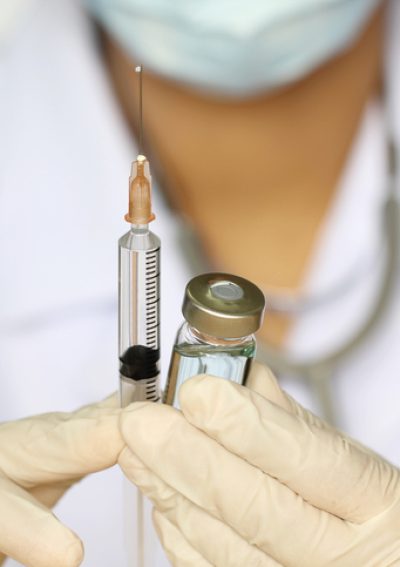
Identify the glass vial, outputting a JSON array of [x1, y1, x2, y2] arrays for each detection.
[[164, 273, 265, 408]]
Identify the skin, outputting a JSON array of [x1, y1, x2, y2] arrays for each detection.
[[101, 7, 384, 347]]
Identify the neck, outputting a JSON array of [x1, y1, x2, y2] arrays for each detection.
[[104, 7, 384, 346]]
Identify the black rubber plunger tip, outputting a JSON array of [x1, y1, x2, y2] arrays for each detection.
[[119, 345, 159, 380]]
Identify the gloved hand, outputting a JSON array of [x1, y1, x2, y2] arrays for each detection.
[[0, 396, 123, 567], [119, 363, 400, 567]]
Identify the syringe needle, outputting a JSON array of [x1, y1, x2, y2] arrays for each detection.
[[135, 65, 143, 156], [124, 67, 155, 226]]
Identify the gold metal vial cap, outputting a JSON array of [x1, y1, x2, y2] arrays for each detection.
[[182, 273, 266, 339]]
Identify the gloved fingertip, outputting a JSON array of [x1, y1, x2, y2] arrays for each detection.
[[179, 374, 217, 401], [96, 392, 119, 409], [246, 362, 293, 411], [151, 509, 168, 545], [180, 373, 239, 409], [121, 401, 153, 413], [45, 530, 84, 567], [118, 447, 152, 490], [119, 402, 153, 441], [247, 361, 279, 387], [119, 402, 180, 452], [118, 446, 147, 472], [62, 537, 84, 567]]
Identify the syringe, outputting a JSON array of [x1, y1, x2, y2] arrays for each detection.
[[119, 66, 160, 567], [119, 67, 160, 406]]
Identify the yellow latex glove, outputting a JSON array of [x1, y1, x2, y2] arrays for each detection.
[[119, 364, 400, 567], [0, 396, 123, 567]]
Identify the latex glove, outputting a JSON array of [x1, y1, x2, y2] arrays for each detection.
[[0, 396, 123, 567], [119, 364, 400, 567]]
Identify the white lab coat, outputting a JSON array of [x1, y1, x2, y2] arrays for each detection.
[[0, 0, 399, 565]]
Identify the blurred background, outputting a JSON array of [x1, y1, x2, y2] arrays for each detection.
[[1, 0, 399, 565]]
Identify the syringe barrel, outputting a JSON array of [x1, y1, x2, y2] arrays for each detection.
[[119, 225, 161, 406]]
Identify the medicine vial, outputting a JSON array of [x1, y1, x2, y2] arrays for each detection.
[[164, 273, 265, 407]]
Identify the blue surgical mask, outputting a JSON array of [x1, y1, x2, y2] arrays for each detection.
[[86, 0, 382, 97]]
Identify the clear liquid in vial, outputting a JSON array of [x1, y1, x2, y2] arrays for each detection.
[[164, 342, 255, 408]]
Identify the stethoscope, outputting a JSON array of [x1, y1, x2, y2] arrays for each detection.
[[178, 138, 399, 426], [256, 138, 399, 425]]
